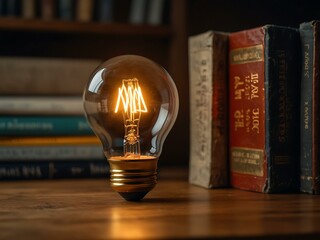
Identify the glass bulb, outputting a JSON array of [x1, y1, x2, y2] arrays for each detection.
[[83, 55, 179, 201]]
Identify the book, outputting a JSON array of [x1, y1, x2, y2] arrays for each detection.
[[146, 0, 165, 25], [129, 0, 147, 24], [96, 0, 113, 22], [300, 20, 320, 194], [0, 0, 5, 16], [0, 160, 109, 180], [188, 31, 229, 188], [76, 0, 93, 22], [229, 25, 300, 193], [0, 136, 100, 145], [0, 116, 94, 136], [0, 96, 84, 115], [0, 57, 101, 96], [6, 0, 20, 17], [22, 0, 35, 18], [41, 0, 55, 20], [0, 144, 104, 161], [58, 0, 74, 21]]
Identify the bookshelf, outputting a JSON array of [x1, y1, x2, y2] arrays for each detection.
[[0, 0, 188, 166]]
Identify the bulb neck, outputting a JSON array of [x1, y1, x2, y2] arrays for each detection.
[[108, 156, 158, 201]]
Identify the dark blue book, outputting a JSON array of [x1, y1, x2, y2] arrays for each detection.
[[58, 0, 74, 21], [0, 0, 6, 15], [0, 160, 109, 180], [6, 0, 20, 17], [300, 20, 320, 194], [0, 116, 94, 136], [97, 0, 113, 22]]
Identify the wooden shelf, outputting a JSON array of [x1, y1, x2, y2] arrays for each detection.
[[1, 168, 320, 239], [0, 17, 172, 37]]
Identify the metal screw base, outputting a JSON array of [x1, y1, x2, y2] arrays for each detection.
[[108, 156, 158, 201]]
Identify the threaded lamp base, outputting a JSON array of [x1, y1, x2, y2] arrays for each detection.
[[108, 156, 158, 201]]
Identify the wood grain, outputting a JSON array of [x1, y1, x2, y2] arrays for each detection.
[[0, 169, 320, 239]]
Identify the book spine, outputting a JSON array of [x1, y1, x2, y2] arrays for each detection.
[[0, 116, 94, 136], [0, 0, 5, 16], [229, 27, 266, 192], [97, 0, 113, 22], [0, 161, 109, 180], [129, 0, 147, 24], [0, 57, 100, 96], [146, 0, 165, 25], [265, 26, 300, 193], [76, 0, 93, 22], [0, 136, 100, 146], [41, 0, 55, 20], [58, 0, 74, 21], [22, 0, 35, 18], [229, 26, 300, 193], [6, 0, 19, 17], [300, 21, 320, 194], [0, 96, 84, 115], [0, 145, 104, 161], [188, 31, 228, 188]]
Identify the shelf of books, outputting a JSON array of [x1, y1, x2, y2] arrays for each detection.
[[0, 57, 109, 180], [0, 0, 170, 36]]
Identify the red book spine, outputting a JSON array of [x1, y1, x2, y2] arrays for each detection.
[[229, 27, 267, 192]]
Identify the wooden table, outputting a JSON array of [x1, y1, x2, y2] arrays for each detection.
[[1, 168, 320, 239]]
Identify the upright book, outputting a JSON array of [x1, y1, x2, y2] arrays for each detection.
[[229, 25, 300, 193], [189, 31, 229, 188], [300, 20, 320, 194]]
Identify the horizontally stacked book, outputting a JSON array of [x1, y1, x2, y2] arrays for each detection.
[[189, 20, 320, 194], [0, 57, 108, 180]]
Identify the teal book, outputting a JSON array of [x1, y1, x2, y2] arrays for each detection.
[[300, 20, 320, 194], [0, 116, 94, 136]]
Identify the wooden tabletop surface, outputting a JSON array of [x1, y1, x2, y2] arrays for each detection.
[[1, 168, 320, 240]]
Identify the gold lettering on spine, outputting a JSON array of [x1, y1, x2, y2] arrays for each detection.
[[234, 76, 244, 100], [244, 73, 259, 100], [252, 108, 260, 133], [250, 73, 259, 99], [230, 45, 263, 64], [234, 110, 244, 131], [234, 72, 260, 134]]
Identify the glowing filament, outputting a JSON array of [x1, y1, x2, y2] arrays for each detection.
[[115, 78, 147, 115], [114, 78, 147, 157]]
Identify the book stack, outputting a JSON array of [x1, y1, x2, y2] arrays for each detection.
[[189, 20, 320, 195], [0, 57, 108, 180]]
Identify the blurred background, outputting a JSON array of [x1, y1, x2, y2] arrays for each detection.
[[1, 0, 320, 172]]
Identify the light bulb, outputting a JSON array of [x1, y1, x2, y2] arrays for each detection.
[[83, 55, 179, 201]]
